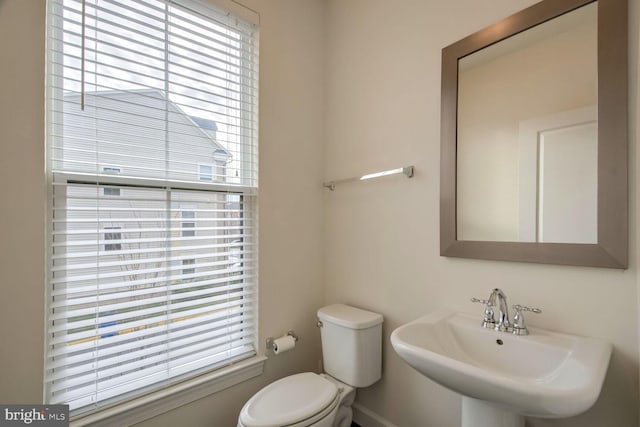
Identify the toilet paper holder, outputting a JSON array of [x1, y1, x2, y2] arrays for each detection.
[[266, 330, 299, 352]]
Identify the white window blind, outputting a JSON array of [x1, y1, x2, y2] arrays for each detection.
[[45, 0, 258, 415]]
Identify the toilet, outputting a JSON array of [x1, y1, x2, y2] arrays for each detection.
[[237, 304, 383, 427]]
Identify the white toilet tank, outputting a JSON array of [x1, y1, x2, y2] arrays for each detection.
[[317, 304, 383, 388]]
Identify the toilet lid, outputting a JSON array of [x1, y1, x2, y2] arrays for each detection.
[[239, 372, 338, 427]]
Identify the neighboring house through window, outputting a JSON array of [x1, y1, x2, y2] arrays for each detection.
[[45, 0, 259, 417]]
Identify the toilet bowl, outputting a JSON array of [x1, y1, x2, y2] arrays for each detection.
[[237, 372, 355, 427], [237, 304, 383, 427]]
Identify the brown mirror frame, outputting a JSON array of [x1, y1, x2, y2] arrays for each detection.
[[440, 0, 628, 268]]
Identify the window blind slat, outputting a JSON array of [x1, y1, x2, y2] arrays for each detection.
[[50, 346, 255, 407], [48, 328, 254, 391], [48, 92, 258, 132], [51, 270, 254, 308], [51, 262, 251, 289], [50, 288, 254, 328], [47, 326, 255, 389], [49, 341, 254, 403], [51, 230, 250, 247], [51, 325, 255, 386], [50, 251, 250, 278], [46, 0, 258, 414], [53, 224, 250, 236], [48, 284, 253, 328], [52, 240, 256, 261], [47, 303, 252, 358], [51, 251, 252, 274]]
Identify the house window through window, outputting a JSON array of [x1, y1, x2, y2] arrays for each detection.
[[104, 226, 122, 251], [101, 166, 122, 174], [182, 258, 196, 275], [103, 187, 121, 196], [45, 0, 259, 415], [199, 164, 214, 181], [181, 211, 196, 237]]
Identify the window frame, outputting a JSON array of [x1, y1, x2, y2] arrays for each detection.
[[44, 0, 263, 422]]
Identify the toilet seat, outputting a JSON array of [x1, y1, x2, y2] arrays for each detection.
[[239, 372, 339, 427]]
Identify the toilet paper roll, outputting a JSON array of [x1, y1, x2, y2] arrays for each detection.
[[272, 335, 296, 354]]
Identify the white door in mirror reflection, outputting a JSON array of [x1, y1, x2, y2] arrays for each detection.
[[518, 106, 597, 243]]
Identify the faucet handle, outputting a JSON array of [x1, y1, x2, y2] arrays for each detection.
[[471, 297, 496, 328], [511, 304, 542, 336], [513, 304, 542, 314]]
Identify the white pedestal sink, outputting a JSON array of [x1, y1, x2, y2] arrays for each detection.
[[461, 397, 524, 427], [390, 310, 611, 427]]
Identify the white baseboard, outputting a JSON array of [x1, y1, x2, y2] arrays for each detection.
[[352, 402, 398, 427]]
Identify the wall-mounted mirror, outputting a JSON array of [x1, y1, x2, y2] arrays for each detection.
[[440, 0, 628, 268]]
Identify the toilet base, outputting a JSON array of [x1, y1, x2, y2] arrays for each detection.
[[334, 405, 352, 427], [320, 374, 356, 427]]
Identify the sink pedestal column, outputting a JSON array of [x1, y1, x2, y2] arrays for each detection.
[[462, 397, 524, 427]]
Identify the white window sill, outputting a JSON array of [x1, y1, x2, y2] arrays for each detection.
[[70, 355, 267, 427]]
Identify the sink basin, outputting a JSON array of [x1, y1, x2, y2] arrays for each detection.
[[390, 309, 611, 421]]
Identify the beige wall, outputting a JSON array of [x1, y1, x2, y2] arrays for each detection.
[[0, 0, 47, 404], [324, 0, 639, 426], [0, 0, 326, 426], [2, 0, 639, 426]]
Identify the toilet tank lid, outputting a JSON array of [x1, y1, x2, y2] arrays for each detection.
[[318, 304, 383, 329]]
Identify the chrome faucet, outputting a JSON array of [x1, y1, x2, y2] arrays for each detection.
[[472, 288, 542, 335], [488, 288, 511, 332]]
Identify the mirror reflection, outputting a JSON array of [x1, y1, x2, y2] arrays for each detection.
[[456, 3, 597, 243]]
